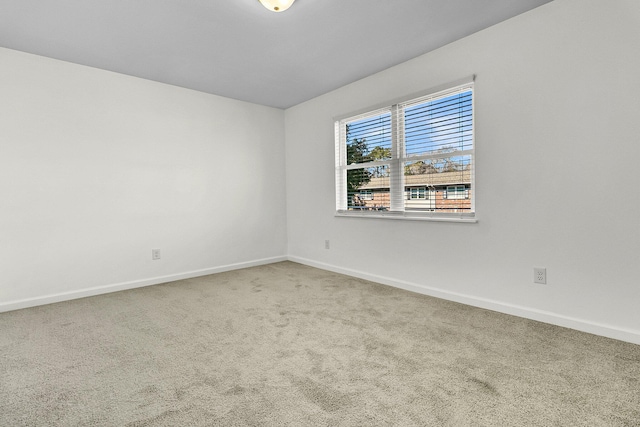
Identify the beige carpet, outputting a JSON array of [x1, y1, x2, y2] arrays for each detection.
[[1, 261, 639, 426]]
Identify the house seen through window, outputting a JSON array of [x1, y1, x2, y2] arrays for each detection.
[[335, 81, 474, 219]]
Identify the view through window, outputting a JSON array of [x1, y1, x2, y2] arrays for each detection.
[[335, 82, 474, 219]]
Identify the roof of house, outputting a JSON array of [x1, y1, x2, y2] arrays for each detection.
[[360, 169, 471, 190]]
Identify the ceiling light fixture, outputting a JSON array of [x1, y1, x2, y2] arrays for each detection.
[[258, 0, 295, 13]]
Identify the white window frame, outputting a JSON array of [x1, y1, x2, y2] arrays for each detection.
[[334, 78, 476, 222]]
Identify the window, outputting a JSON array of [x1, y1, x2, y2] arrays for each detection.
[[359, 190, 373, 200], [409, 187, 428, 200], [335, 80, 474, 220], [444, 185, 468, 200]]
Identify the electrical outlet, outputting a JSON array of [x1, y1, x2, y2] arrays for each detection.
[[534, 267, 546, 284], [325, 240, 330, 250], [152, 249, 161, 260]]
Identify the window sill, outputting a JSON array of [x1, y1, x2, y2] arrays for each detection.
[[335, 211, 477, 223]]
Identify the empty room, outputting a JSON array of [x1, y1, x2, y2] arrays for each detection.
[[1, 0, 639, 425]]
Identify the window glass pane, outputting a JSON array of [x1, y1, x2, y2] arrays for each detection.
[[404, 156, 471, 212], [347, 166, 390, 211], [404, 155, 471, 182], [346, 112, 392, 164], [404, 89, 472, 158]]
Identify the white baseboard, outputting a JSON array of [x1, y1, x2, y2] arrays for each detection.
[[288, 256, 640, 346], [0, 255, 287, 314], [3, 254, 638, 345]]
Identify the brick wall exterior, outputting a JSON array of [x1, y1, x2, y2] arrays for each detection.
[[352, 187, 471, 212]]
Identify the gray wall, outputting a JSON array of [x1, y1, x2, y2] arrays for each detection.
[[0, 48, 287, 307], [285, 0, 640, 343]]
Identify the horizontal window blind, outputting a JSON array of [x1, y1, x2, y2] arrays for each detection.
[[336, 82, 474, 218]]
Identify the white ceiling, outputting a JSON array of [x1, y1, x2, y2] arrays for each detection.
[[0, 0, 553, 109]]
